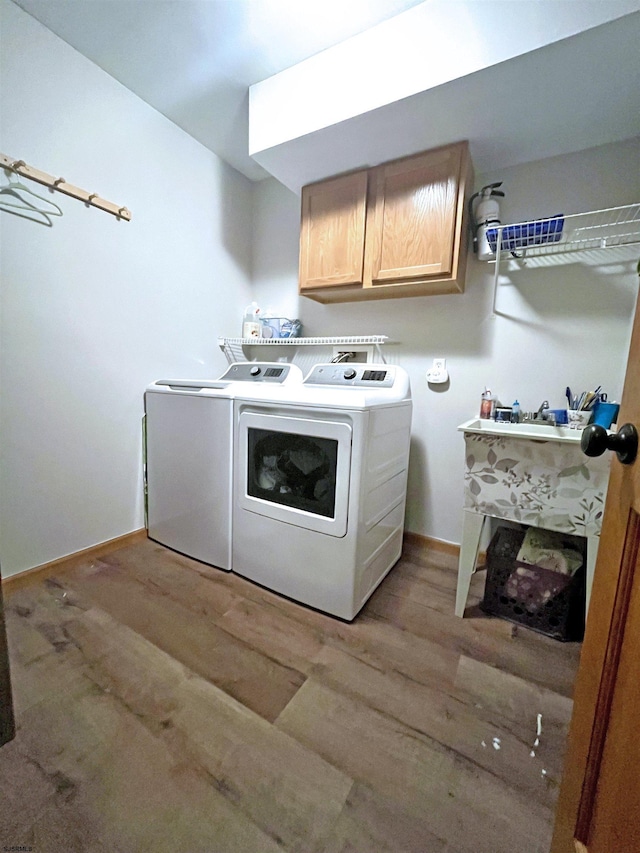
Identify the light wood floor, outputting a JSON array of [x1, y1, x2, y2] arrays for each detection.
[[0, 537, 580, 853]]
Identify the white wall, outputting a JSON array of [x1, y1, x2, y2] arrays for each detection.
[[252, 138, 640, 545], [0, 0, 254, 577]]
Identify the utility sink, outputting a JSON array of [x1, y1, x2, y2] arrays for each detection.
[[456, 416, 611, 621], [458, 417, 581, 443]]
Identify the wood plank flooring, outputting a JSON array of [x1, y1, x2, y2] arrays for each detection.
[[0, 537, 581, 852]]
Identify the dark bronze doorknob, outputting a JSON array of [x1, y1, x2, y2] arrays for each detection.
[[581, 423, 638, 465]]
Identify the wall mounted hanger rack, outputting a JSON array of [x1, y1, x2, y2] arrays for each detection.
[[0, 152, 131, 221]]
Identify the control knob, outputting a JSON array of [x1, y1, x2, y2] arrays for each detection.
[[343, 368, 357, 380], [250, 366, 261, 377]]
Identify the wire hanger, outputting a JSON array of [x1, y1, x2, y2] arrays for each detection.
[[0, 165, 64, 217], [0, 204, 54, 227]]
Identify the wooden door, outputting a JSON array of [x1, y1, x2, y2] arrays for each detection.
[[363, 142, 467, 287], [552, 283, 640, 851], [299, 170, 368, 291], [0, 564, 16, 746]]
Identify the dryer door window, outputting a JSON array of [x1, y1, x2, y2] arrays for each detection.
[[238, 412, 352, 537], [248, 428, 338, 518]]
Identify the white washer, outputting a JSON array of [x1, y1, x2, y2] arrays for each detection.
[[144, 362, 303, 569], [232, 363, 412, 619]]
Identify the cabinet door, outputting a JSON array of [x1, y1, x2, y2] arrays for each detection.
[[299, 171, 368, 291], [364, 143, 464, 286]]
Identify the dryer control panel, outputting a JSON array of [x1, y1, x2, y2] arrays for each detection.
[[219, 362, 302, 383], [304, 364, 396, 388]]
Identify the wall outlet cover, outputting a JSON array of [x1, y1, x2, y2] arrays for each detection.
[[426, 358, 448, 384]]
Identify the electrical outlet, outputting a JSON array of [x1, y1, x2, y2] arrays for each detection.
[[426, 357, 448, 384]]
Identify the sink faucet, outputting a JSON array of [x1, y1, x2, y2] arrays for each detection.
[[522, 401, 556, 425], [535, 401, 556, 424]]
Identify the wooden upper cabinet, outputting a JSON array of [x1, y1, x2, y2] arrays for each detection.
[[299, 171, 368, 291], [299, 141, 472, 303], [365, 145, 462, 285]]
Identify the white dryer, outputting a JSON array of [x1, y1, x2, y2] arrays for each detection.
[[232, 363, 412, 619], [144, 362, 303, 569]]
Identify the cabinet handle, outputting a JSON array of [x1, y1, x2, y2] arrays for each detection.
[[581, 423, 638, 465]]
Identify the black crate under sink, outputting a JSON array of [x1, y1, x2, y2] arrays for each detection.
[[481, 525, 586, 642]]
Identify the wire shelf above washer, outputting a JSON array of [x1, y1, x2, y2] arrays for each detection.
[[218, 335, 389, 365], [219, 335, 388, 346]]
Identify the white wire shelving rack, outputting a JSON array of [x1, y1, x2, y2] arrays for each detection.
[[489, 203, 640, 315], [218, 335, 389, 366]]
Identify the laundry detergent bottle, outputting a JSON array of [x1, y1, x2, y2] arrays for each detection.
[[242, 302, 261, 338]]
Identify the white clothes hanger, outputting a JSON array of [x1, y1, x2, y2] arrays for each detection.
[[0, 203, 54, 227], [0, 168, 64, 216]]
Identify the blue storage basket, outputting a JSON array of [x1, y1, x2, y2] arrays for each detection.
[[487, 215, 564, 253]]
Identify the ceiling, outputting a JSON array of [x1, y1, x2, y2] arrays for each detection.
[[10, 0, 640, 188], [11, 0, 425, 180], [253, 10, 640, 193]]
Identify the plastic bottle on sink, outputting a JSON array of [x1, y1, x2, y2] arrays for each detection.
[[480, 388, 495, 419], [511, 400, 521, 423], [242, 302, 261, 338]]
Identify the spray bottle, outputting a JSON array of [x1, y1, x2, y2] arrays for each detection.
[[242, 302, 261, 338], [480, 388, 496, 420]]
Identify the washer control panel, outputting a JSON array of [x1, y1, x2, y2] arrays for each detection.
[[304, 364, 395, 388]]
